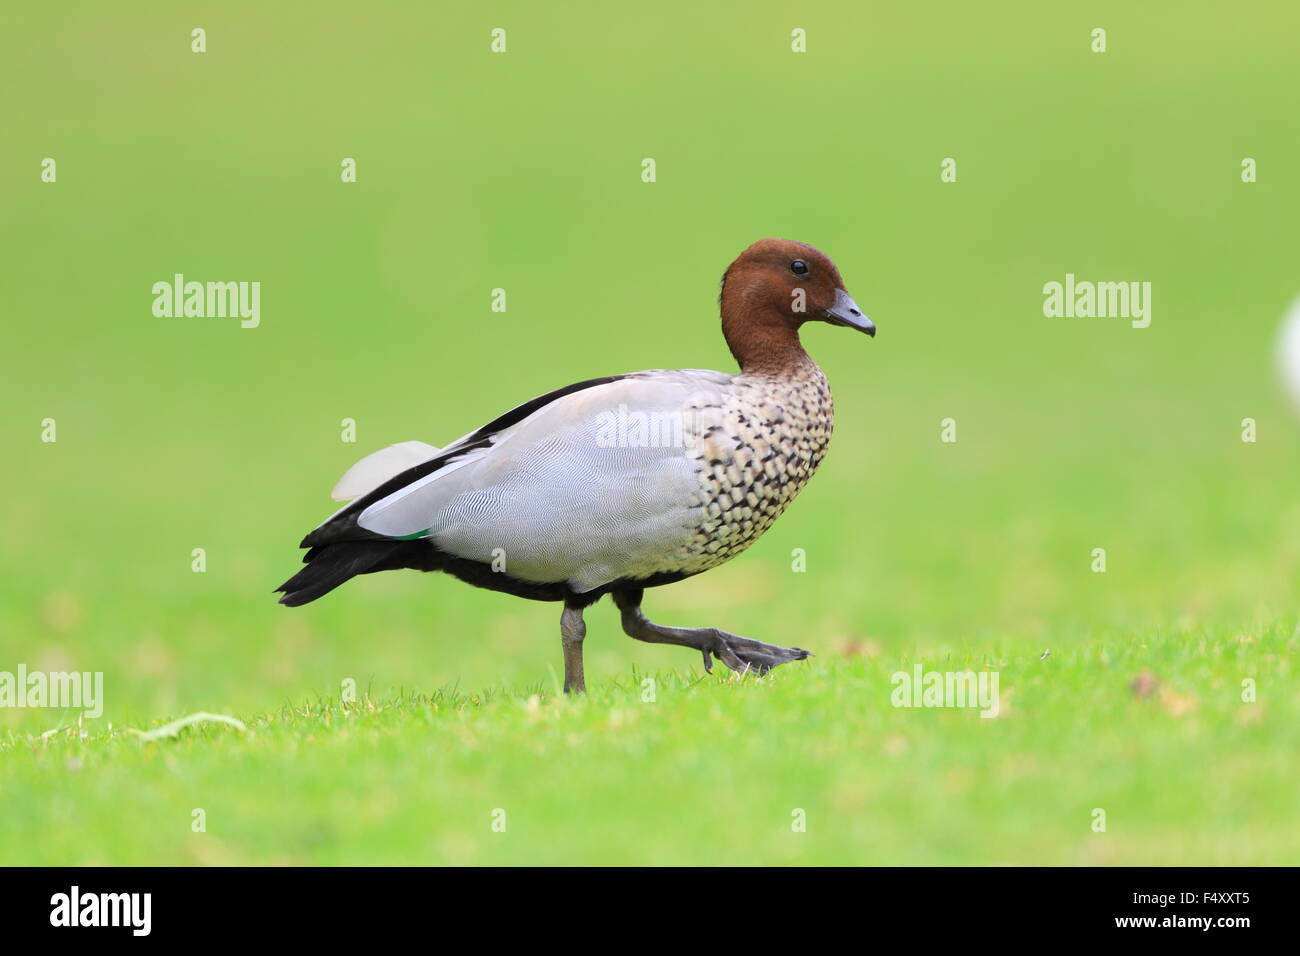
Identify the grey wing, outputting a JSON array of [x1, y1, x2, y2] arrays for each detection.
[[354, 371, 731, 591]]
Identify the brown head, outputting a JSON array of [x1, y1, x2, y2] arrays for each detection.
[[719, 238, 873, 373]]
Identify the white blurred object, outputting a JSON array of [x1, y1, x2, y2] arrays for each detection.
[[331, 440, 440, 501], [1282, 295, 1300, 412]]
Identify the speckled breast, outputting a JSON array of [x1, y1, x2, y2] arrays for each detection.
[[678, 361, 834, 573]]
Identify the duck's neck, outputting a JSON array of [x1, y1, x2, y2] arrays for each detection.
[[723, 310, 814, 377]]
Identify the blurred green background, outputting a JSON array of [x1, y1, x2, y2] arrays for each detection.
[[2, 1, 1297, 864]]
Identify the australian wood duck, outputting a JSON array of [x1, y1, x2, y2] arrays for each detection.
[[276, 238, 874, 692]]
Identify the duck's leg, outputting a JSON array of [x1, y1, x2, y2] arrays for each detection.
[[561, 603, 587, 694], [612, 588, 811, 676]]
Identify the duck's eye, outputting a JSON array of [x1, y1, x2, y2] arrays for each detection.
[[791, 259, 809, 277]]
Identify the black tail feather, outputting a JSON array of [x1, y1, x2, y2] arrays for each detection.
[[275, 540, 412, 607]]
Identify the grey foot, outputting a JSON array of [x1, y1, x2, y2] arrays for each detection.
[[700, 629, 813, 676], [612, 588, 812, 678]]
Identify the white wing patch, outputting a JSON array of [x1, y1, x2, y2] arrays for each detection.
[[355, 371, 732, 591], [331, 441, 441, 501]]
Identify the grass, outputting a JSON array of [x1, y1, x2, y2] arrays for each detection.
[[2, 0, 1299, 865], [3, 626, 1294, 866]]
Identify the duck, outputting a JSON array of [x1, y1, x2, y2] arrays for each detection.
[[276, 238, 875, 693]]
